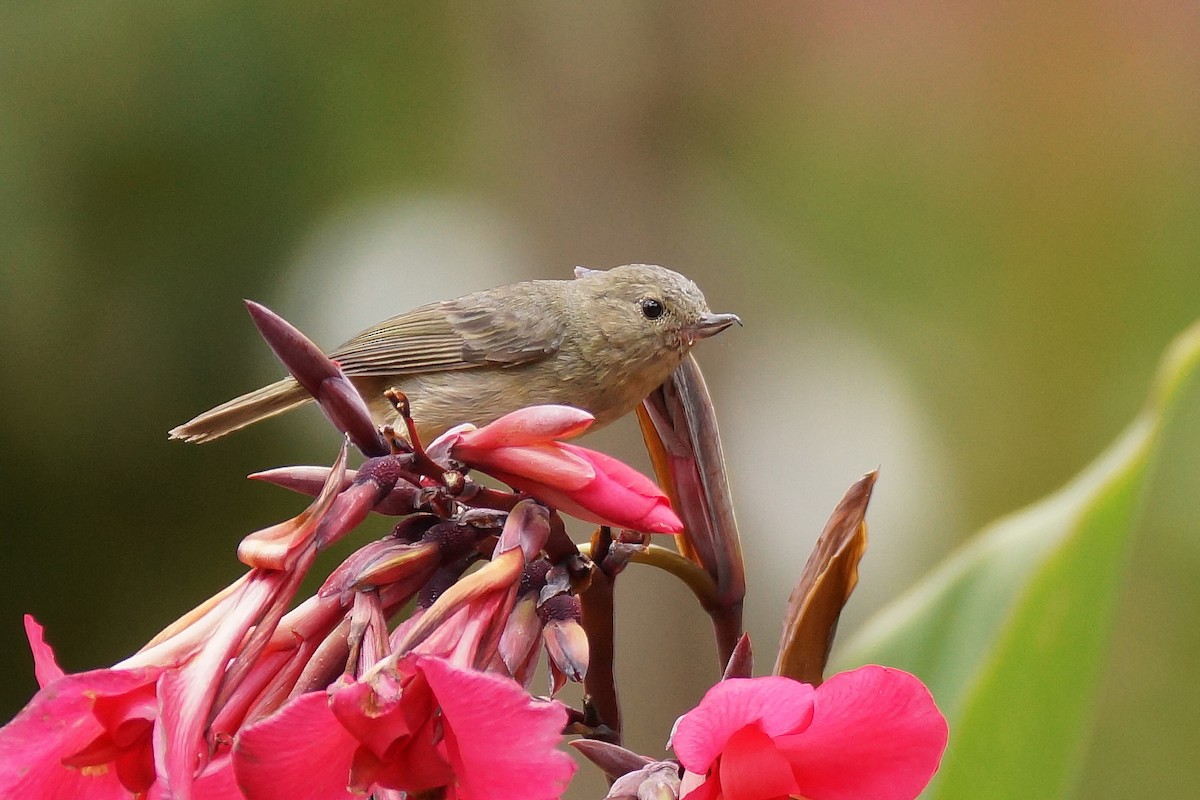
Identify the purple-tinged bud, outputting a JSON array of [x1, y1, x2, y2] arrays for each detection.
[[312, 482, 383, 551], [249, 465, 347, 496], [422, 521, 486, 563], [498, 593, 541, 682], [495, 500, 551, 561], [519, 559, 552, 596], [540, 595, 587, 692], [416, 557, 478, 609], [249, 464, 423, 517], [354, 455, 418, 495], [311, 455, 420, 551], [606, 762, 682, 800], [319, 538, 440, 600], [640, 354, 746, 666], [537, 593, 581, 625], [391, 513, 440, 542], [244, 301, 388, 457], [570, 739, 655, 780]]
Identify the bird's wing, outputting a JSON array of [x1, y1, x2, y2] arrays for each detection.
[[329, 295, 565, 377]]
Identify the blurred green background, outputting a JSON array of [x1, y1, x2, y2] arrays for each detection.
[[2, 3, 1197, 797]]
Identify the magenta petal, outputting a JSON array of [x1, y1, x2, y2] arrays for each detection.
[[328, 679, 411, 763], [670, 677, 816, 774], [563, 446, 664, 501], [456, 405, 594, 449], [0, 668, 162, 799], [776, 666, 948, 800], [192, 753, 242, 800], [1, 759, 130, 800], [416, 656, 574, 800], [637, 502, 686, 535], [234, 692, 357, 800], [24, 615, 66, 687], [559, 446, 683, 533], [718, 726, 801, 800]]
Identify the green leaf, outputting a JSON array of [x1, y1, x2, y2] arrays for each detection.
[[836, 320, 1200, 799]]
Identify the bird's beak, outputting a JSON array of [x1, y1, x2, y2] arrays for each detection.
[[684, 312, 742, 344]]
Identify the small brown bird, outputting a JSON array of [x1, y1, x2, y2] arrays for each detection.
[[169, 263, 739, 444]]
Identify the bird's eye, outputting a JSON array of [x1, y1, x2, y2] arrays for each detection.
[[640, 298, 665, 320]]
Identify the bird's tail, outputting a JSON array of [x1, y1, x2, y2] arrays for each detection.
[[169, 378, 311, 443]]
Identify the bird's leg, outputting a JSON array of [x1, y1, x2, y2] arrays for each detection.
[[380, 424, 411, 456], [384, 387, 445, 480]]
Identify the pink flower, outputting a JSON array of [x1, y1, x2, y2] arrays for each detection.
[[233, 654, 574, 800], [0, 616, 167, 800], [440, 405, 683, 534], [0, 453, 363, 800], [669, 666, 947, 800]]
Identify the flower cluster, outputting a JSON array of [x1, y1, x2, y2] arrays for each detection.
[[2, 450, 592, 799], [0, 302, 948, 800]]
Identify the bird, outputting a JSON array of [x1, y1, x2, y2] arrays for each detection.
[[169, 263, 740, 445]]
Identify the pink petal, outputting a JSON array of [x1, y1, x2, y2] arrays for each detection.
[[328, 679, 411, 763], [557, 446, 683, 533], [718, 726, 800, 800], [564, 446, 664, 501], [157, 574, 281, 799], [192, 753, 242, 800], [90, 682, 158, 744], [0, 668, 163, 800], [680, 770, 720, 800], [455, 405, 594, 449], [638, 502, 687, 535], [417, 656, 574, 800], [1, 759, 130, 800], [234, 692, 358, 800], [456, 443, 596, 490], [237, 443, 347, 570], [425, 423, 475, 465], [24, 614, 66, 687], [670, 677, 816, 774], [485, 468, 682, 534], [369, 706, 454, 794], [776, 666, 948, 800]]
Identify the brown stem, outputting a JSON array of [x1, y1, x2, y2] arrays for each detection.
[[577, 527, 621, 744]]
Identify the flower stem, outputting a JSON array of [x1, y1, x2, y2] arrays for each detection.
[[577, 542, 720, 614]]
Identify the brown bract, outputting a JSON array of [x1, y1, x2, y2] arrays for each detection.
[[773, 470, 876, 686]]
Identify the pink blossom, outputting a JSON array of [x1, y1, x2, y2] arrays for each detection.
[[233, 654, 574, 800], [442, 405, 683, 534], [0, 616, 167, 800], [670, 666, 947, 800]]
